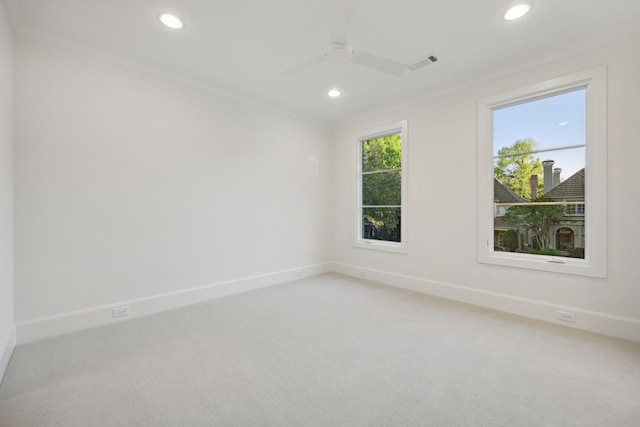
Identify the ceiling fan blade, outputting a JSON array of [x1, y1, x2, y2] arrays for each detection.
[[281, 54, 327, 77], [351, 51, 407, 76]]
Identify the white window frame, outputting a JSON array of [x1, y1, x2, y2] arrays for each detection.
[[354, 120, 408, 253], [477, 67, 607, 278]]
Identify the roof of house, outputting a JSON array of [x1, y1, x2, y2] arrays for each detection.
[[494, 178, 527, 203], [546, 168, 585, 200]]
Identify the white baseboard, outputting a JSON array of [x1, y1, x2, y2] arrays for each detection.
[[333, 262, 640, 343], [16, 263, 332, 344], [16, 261, 639, 345], [0, 323, 16, 384]]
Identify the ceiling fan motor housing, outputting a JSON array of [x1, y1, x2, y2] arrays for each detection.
[[327, 42, 353, 64]]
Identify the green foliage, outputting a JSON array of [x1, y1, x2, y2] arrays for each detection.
[[568, 247, 585, 259], [362, 134, 401, 172], [530, 248, 560, 256], [362, 171, 401, 206], [502, 196, 565, 251], [362, 134, 402, 241], [502, 229, 519, 252], [362, 208, 401, 242], [494, 139, 543, 200]]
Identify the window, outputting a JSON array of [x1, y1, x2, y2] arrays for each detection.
[[566, 203, 585, 216], [354, 121, 408, 253], [477, 68, 607, 277]]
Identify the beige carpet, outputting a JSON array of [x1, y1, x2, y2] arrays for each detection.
[[1, 273, 639, 426]]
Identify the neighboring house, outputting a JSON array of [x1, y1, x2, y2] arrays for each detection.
[[493, 177, 527, 251], [494, 161, 585, 255], [544, 167, 585, 253]]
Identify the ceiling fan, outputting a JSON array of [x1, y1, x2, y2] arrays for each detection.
[[283, 40, 409, 77], [282, 0, 437, 77]]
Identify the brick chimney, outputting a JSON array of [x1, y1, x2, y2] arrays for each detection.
[[542, 160, 554, 194], [530, 175, 539, 200], [553, 168, 562, 188]]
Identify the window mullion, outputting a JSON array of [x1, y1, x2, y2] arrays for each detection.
[[362, 168, 401, 175]]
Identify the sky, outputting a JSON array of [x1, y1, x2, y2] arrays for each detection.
[[492, 88, 586, 181]]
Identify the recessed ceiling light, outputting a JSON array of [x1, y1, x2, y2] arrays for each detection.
[[159, 13, 184, 30], [328, 89, 342, 98], [504, 4, 531, 21]]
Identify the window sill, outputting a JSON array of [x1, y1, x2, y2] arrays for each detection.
[[479, 251, 605, 278], [353, 239, 408, 254]]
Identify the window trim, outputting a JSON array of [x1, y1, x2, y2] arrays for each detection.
[[477, 67, 607, 278], [354, 120, 408, 253]]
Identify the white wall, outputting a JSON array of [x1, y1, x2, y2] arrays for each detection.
[[331, 32, 640, 340], [0, 0, 15, 380], [14, 35, 332, 335], [10, 25, 640, 344]]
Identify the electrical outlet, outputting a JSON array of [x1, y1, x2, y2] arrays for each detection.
[[296, 270, 303, 278], [112, 306, 129, 318], [557, 310, 576, 322]]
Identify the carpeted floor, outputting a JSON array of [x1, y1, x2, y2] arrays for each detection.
[[1, 273, 639, 426]]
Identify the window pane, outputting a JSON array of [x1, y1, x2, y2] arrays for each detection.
[[493, 146, 585, 200], [492, 89, 586, 259], [362, 134, 402, 173], [493, 88, 585, 155], [494, 201, 585, 258], [362, 171, 401, 206], [362, 207, 401, 242]]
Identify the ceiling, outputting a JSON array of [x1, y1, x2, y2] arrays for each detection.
[[5, 0, 640, 124]]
